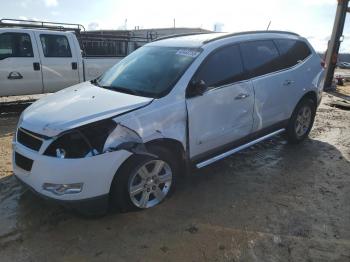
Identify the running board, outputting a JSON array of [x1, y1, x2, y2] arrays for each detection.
[[196, 128, 286, 169]]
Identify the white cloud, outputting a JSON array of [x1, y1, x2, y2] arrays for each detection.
[[303, 0, 335, 6], [51, 10, 60, 16], [18, 16, 39, 21], [18, 0, 31, 8], [43, 0, 58, 7], [88, 22, 100, 31], [10, 0, 350, 52]]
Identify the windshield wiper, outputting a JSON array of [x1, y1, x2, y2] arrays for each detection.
[[90, 79, 101, 87], [91, 80, 135, 95], [91, 81, 152, 97], [107, 86, 139, 96]]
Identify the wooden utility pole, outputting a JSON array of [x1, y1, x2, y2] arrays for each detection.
[[324, 0, 350, 90]]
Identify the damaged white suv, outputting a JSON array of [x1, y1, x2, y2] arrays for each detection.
[[13, 31, 324, 213]]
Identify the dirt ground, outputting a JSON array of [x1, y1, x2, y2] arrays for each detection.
[[0, 88, 350, 262]]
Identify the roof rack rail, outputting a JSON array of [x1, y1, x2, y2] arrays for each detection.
[[152, 32, 214, 42], [203, 30, 299, 44], [0, 18, 85, 32]]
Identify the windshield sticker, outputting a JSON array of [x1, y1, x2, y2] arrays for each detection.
[[176, 49, 200, 58]]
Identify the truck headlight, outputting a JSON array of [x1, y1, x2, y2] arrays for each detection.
[[44, 119, 143, 159]]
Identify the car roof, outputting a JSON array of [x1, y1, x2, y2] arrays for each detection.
[[147, 30, 301, 48]]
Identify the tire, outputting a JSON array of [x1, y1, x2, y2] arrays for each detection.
[[286, 98, 316, 144], [110, 146, 178, 212]]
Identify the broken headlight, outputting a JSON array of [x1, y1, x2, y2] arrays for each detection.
[[44, 119, 141, 159]]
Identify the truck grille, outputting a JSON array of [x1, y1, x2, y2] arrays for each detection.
[[17, 128, 43, 151], [15, 152, 34, 172]]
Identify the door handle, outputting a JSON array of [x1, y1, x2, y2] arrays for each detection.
[[72, 62, 78, 70], [33, 62, 40, 71], [235, 93, 250, 100], [8, 72, 23, 80], [283, 80, 294, 86]]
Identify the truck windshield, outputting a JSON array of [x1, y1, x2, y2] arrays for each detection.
[[95, 46, 202, 98]]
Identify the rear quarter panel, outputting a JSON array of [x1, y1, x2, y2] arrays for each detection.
[[292, 47, 324, 113]]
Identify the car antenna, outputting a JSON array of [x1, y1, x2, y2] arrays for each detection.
[[266, 20, 271, 30]]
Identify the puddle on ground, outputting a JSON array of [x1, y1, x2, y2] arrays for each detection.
[[0, 176, 72, 248], [0, 176, 25, 244]]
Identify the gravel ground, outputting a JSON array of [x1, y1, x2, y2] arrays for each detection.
[[0, 89, 350, 262]]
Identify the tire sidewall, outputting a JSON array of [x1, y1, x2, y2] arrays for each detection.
[[287, 98, 316, 144]]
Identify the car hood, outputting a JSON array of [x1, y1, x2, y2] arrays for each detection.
[[20, 82, 153, 137]]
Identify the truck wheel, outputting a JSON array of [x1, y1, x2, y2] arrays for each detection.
[[286, 98, 316, 144], [110, 146, 177, 212]]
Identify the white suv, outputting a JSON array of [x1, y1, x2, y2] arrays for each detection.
[[13, 31, 324, 213]]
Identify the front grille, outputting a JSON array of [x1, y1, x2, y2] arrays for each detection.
[[15, 152, 33, 172], [17, 128, 43, 151]]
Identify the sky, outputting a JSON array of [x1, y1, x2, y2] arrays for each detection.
[[1, 0, 350, 52]]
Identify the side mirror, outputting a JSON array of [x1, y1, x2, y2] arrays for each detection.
[[186, 79, 208, 98]]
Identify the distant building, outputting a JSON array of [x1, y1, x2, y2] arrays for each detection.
[[130, 27, 212, 40], [80, 27, 212, 57]]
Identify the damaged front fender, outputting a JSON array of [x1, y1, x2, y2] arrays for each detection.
[[103, 124, 157, 158]]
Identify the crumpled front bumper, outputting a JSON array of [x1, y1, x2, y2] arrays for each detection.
[[12, 138, 131, 202]]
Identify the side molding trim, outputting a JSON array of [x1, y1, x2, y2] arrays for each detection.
[[196, 128, 286, 169]]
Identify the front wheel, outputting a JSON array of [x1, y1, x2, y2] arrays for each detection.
[[110, 146, 177, 212], [286, 98, 316, 144]]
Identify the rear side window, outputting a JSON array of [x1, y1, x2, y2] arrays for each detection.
[[240, 40, 279, 78], [40, 34, 72, 57], [274, 39, 311, 69], [195, 45, 245, 88], [0, 33, 33, 60]]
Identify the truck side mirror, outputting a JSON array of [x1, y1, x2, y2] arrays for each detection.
[[186, 79, 208, 98]]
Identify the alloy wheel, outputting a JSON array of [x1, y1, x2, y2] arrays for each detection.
[[295, 105, 312, 138], [128, 160, 172, 208]]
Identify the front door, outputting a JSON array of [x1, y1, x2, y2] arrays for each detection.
[[0, 31, 43, 96], [186, 44, 254, 159], [35, 32, 80, 93]]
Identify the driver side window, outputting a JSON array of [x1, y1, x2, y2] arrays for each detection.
[[195, 45, 245, 89]]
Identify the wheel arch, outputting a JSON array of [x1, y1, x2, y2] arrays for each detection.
[[289, 91, 318, 119], [144, 138, 187, 170], [111, 138, 186, 188], [300, 91, 318, 106]]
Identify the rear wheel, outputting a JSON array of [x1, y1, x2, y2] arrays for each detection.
[[286, 98, 316, 144], [110, 146, 177, 212]]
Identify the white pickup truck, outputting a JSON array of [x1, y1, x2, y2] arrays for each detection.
[[0, 28, 123, 96]]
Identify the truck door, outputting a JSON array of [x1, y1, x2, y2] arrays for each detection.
[[35, 32, 80, 93], [0, 31, 43, 96]]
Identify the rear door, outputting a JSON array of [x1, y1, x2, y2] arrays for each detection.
[[0, 30, 43, 96], [240, 40, 297, 130], [35, 32, 80, 93], [273, 39, 313, 113], [186, 44, 254, 159]]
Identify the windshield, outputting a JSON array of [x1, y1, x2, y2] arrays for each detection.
[[95, 46, 202, 98]]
